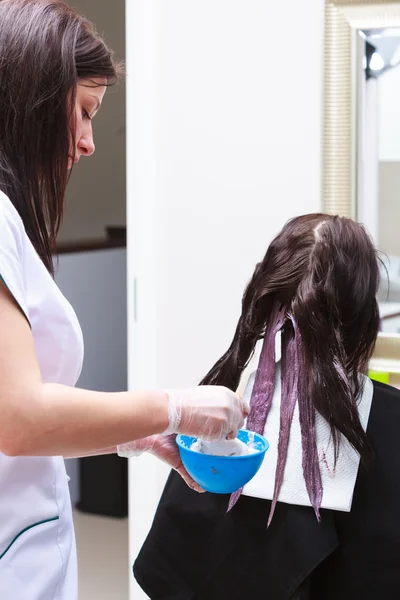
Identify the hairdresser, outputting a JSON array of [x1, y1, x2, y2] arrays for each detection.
[[0, 1, 247, 598]]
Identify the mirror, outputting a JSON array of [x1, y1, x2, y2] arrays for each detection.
[[323, 1, 400, 376], [360, 26, 400, 334]]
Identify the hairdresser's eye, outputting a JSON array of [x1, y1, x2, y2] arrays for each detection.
[[82, 108, 91, 120]]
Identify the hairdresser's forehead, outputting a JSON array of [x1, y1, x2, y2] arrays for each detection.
[[76, 77, 106, 106], [77, 76, 107, 91]]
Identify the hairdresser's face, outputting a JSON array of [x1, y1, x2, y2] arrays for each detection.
[[69, 77, 106, 169]]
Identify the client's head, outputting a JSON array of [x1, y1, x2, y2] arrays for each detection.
[[202, 213, 380, 522], [248, 213, 380, 369]]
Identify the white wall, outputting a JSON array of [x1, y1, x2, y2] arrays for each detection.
[[379, 65, 400, 162], [59, 0, 126, 242], [127, 1, 324, 598]]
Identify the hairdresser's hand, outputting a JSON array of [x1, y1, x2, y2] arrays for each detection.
[[164, 386, 249, 441], [117, 434, 204, 493]]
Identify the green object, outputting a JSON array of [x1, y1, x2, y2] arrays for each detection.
[[369, 370, 390, 384]]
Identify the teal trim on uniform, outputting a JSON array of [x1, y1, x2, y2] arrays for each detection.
[[0, 516, 59, 560]]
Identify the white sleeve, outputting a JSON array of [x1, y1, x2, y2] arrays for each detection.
[[0, 194, 29, 321]]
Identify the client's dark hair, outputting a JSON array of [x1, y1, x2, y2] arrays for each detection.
[[200, 214, 380, 523]]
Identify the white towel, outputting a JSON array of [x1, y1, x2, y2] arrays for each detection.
[[240, 339, 374, 512]]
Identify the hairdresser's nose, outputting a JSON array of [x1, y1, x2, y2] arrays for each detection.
[[77, 122, 95, 158]]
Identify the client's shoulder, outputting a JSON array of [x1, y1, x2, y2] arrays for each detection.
[[369, 380, 400, 425], [372, 379, 400, 402]]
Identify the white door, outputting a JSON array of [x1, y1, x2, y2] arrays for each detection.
[[126, 1, 324, 598]]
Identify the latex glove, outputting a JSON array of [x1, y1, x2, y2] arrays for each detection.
[[117, 434, 204, 493], [163, 385, 249, 441]]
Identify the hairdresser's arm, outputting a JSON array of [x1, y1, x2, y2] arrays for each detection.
[[65, 447, 117, 458], [0, 283, 207, 458]]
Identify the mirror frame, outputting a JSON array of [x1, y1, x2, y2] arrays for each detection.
[[323, 1, 400, 368]]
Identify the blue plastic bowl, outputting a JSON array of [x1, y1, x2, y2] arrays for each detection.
[[176, 429, 269, 494]]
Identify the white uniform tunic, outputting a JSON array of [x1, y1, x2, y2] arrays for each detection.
[[0, 191, 84, 599]]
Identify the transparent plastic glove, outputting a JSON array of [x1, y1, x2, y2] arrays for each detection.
[[117, 435, 156, 457], [117, 434, 204, 493], [163, 385, 249, 441]]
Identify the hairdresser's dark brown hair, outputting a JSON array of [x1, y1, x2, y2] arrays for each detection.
[[0, 0, 121, 274], [201, 214, 380, 523]]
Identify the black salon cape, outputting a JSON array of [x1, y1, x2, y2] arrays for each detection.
[[133, 381, 400, 600]]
